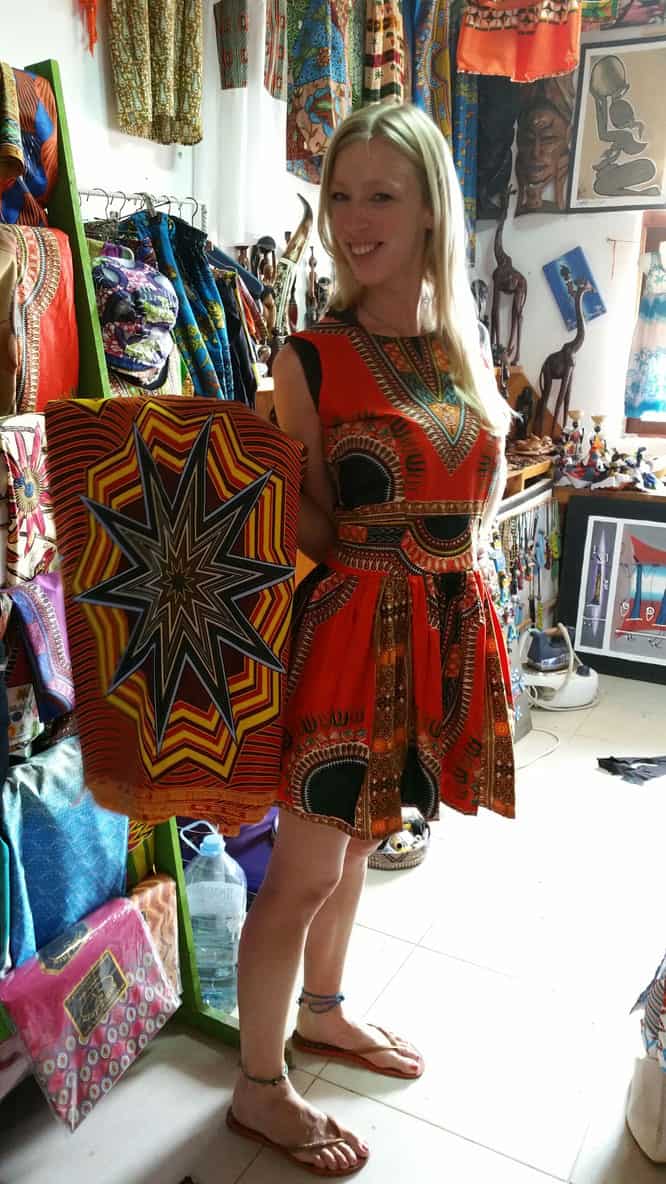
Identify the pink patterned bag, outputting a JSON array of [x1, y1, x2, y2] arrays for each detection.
[[0, 896, 179, 1130]]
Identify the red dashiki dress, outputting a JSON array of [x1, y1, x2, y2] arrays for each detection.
[[277, 313, 515, 840]]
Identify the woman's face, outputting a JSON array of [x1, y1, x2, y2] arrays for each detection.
[[327, 136, 433, 293]]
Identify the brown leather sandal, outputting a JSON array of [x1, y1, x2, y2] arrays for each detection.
[[226, 1109, 368, 1177], [290, 1023, 425, 1080]]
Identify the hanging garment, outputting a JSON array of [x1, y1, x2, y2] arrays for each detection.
[[214, 0, 288, 98], [45, 396, 303, 832], [214, 0, 250, 90], [5, 572, 75, 721], [216, 271, 258, 408], [0, 225, 79, 415], [406, 0, 452, 142], [279, 313, 515, 841], [449, 7, 478, 266], [0, 737, 128, 967], [0, 413, 58, 586], [120, 210, 234, 399], [264, 0, 289, 99], [91, 255, 178, 390], [363, 0, 405, 104], [0, 897, 178, 1131], [107, 0, 203, 145], [476, 76, 524, 218], [286, 0, 354, 183], [456, 0, 582, 84], [625, 251, 666, 421], [0, 68, 57, 227]]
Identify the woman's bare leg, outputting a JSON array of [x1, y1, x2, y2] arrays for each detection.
[[231, 812, 369, 1174], [297, 837, 423, 1076]]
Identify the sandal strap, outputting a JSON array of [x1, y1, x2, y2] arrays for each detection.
[[288, 1116, 348, 1153], [344, 1024, 417, 1057]]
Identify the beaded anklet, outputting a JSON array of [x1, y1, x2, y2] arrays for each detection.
[[297, 989, 345, 1014]]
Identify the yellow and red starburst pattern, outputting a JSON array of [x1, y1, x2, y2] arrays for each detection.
[[45, 397, 302, 833]]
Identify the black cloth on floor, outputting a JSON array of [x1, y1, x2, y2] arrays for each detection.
[[597, 755, 666, 785]]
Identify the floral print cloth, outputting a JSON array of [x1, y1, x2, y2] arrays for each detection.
[[0, 413, 57, 585]]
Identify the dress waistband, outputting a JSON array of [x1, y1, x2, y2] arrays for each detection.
[[329, 506, 482, 577]]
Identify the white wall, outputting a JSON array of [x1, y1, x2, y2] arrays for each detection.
[[7, 0, 194, 208], [194, 0, 323, 271], [473, 207, 642, 440]]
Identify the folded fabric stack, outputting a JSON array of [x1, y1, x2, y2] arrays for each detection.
[[0, 896, 179, 1130]]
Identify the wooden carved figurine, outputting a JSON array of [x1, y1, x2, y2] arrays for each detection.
[[534, 280, 592, 436], [490, 187, 527, 365]]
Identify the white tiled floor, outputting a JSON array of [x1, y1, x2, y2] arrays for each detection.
[[3, 672, 666, 1183]]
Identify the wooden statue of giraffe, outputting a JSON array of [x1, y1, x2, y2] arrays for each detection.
[[490, 186, 528, 365], [534, 280, 593, 435]]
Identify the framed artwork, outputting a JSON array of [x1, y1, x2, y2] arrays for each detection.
[[568, 36, 666, 213], [543, 246, 607, 331], [559, 495, 666, 683]]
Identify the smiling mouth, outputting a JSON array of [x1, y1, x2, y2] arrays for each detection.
[[349, 242, 381, 257]]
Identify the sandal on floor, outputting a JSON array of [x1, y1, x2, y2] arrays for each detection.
[[226, 1109, 368, 1177], [290, 1024, 425, 1080]]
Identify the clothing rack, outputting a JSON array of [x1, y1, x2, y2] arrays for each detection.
[[78, 188, 209, 235]]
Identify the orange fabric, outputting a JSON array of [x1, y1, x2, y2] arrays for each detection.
[[278, 320, 515, 841], [0, 226, 79, 415], [457, 0, 581, 83]]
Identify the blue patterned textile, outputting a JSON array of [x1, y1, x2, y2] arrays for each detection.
[[0, 737, 128, 967]]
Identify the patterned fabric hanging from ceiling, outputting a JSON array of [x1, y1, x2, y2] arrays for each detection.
[[456, 0, 582, 84], [449, 3, 478, 267], [45, 396, 303, 833], [407, 1, 453, 143], [362, 0, 405, 104], [107, 0, 203, 145], [286, 0, 355, 184]]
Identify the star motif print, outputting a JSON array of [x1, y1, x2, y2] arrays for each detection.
[[76, 418, 293, 751]]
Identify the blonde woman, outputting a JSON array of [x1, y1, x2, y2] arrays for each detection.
[[228, 100, 515, 1178]]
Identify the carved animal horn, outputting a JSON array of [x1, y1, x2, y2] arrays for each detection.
[[282, 194, 313, 265]]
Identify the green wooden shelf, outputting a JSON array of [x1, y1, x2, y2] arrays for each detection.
[[26, 58, 110, 400]]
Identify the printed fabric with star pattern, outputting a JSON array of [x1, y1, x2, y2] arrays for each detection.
[[279, 312, 515, 840], [44, 396, 303, 834]]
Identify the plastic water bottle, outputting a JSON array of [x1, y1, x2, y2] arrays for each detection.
[[184, 831, 247, 1013]]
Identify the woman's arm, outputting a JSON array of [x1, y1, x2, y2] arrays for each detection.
[[482, 449, 507, 536], [272, 343, 337, 563]]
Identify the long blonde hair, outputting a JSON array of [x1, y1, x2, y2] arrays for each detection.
[[318, 101, 510, 434]]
